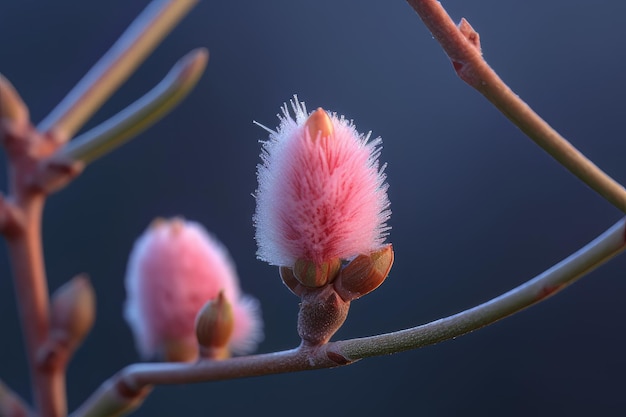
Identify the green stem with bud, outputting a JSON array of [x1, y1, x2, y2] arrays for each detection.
[[71, 218, 626, 417]]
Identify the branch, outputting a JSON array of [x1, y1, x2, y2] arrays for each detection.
[[1, 72, 67, 417], [72, 218, 626, 417], [335, 218, 626, 358], [0, 2, 201, 415], [405, 0, 626, 213], [0, 380, 32, 417], [4, 189, 61, 417], [36, 0, 198, 141], [69, 346, 348, 417], [49, 48, 207, 165]]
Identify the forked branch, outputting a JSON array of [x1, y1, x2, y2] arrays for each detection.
[[37, 0, 198, 141]]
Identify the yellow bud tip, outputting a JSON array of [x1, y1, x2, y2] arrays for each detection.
[[305, 108, 333, 141], [148, 216, 186, 235]]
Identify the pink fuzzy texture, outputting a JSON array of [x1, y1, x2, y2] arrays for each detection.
[[254, 97, 390, 266], [124, 218, 263, 359]]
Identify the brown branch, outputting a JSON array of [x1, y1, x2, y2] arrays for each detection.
[[69, 346, 349, 417], [405, 0, 626, 213], [0, 2, 201, 415], [71, 217, 626, 417]]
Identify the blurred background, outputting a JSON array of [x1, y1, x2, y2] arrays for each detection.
[[1, 0, 626, 415]]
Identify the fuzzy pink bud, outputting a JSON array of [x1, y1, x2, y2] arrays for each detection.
[[254, 97, 391, 268], [124, 218, 263, 361]]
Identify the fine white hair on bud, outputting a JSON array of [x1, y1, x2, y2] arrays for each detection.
[[254, 96, 391, 268]]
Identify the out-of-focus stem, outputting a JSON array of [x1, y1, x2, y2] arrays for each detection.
[[72, 218, 626, 417], [5, 195, 66, 417], [0, 379, 32, 417], [0, 75, 29, 128], [51, 48, 207, 164], [1, 3, 201, 415], [405, 0, 626, 213], [37, 0, 198, 140]]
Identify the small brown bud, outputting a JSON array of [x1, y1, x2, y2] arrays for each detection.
[[293, 257, 341, 288], [334, 244, 394, 301], [304, 107, 333, 141], [195, 291, 234, 359], [50, 274, 96, 349], [279, 266, 304, 296], [0, 74, 29, 127]]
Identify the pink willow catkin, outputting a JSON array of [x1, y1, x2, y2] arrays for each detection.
[[254, 97, 391, 267], [124, 218, 263, 361]]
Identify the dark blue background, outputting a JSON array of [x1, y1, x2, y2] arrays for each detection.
[[1, 1, 626, 415]]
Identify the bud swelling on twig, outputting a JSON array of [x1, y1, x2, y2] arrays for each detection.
[[335, 244, 394, 301], [0, 74, 29, 128], [49, 274, 96, 351], [0, 75, 30, 155], [124, 218, 263, 362], [195, 291, 235, 360]]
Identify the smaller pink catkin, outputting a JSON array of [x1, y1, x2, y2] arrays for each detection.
[[124, 218, 263, 361], [254, 96, 391, 267]]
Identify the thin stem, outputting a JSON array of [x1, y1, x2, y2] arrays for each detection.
[[37, 0, 198, 140], [51, 48, 208, 164], [69, 347, 344, 417], [5, 196, 65, 417], [72, 218, 626, 417], [335, 218, 626, 359], [405, 0, 626, 213], [0, 379, 32, 417]]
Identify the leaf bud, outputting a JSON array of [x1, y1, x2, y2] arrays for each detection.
[[50, 274, 96, 349], [195, 291, 235, 360], [334, 244, 394, 301], [0, 74, 28, 127], [293, 257, 341, 288]]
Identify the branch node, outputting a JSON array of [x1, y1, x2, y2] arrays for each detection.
[[0, 195, 26, 238], [0, 120, 32, 159], [28, 158, 85, 195], [114, 375, 147, 401], [36, 340, 68, 373], [457, 18, 481, 53], [326, 350, 352, 366]]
